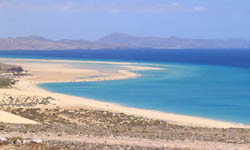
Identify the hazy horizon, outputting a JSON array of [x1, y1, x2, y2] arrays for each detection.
[[1, 32, 250, 42], [1, 0, 250, 41]]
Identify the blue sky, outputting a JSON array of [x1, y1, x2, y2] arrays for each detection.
[[1, 0, 250, 40]]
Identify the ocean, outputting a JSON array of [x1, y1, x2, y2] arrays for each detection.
[[1, 49, 250, 124]]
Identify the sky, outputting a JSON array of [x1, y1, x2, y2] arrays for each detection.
[[1, 0, 250, 41]]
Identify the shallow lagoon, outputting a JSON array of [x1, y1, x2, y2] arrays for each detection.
[[40, 62, 250, 124]]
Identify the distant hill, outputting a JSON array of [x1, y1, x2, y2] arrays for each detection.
[[0, 33, 250, 50], [97, 32, 250, 49], [0, 36, 95, 50]]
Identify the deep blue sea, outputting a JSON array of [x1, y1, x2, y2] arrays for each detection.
[[1, 49, 250, 124]]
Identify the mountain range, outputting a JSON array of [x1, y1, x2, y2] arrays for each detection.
[[0, 32, 250, 50]]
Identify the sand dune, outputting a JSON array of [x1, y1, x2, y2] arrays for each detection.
[[0, 110, 39, 124]]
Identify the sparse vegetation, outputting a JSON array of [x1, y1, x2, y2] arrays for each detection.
[[2, 108, 250, 144], [0, 77, 15, 88], [0, 62, 23, 73], [0, 62, 24, 88]]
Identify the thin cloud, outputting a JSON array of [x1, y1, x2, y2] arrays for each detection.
[[58, 1, 74, 11], [139, 2, 184, 13], [0, 1, 208, 14], [110, 9, 121, 14], [193, 6, 208, 12], [168, 3, 183, 9], [0, 0, 10, 8]]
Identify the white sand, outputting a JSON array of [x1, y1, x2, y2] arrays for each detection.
[[0, 58, 249, 128], [0, 58, 135, 65], [0, 110, 39, 124]]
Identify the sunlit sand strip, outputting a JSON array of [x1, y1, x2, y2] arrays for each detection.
[[0, 58, 136, 65], [122, 65, 165, 70]]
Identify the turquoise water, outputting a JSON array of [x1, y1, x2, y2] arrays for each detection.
[[1, 49, 250, 124], [40, 62, 250, 124]]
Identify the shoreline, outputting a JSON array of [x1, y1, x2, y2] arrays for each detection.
[[1, 57, 250, 128]]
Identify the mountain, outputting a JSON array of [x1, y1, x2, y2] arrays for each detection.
[[97, 32, 139, 48], [97, 32, 250, 49], [0, 33, 250, 50]]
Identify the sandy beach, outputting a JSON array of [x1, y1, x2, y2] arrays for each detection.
[[0, 58, 249, 128]]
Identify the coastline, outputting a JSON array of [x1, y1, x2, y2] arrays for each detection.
[[1, 58, 250, 128]]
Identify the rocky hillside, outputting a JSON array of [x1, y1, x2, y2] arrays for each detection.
[[0, 62, 24, 88], [0, 62, 23, 73]]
